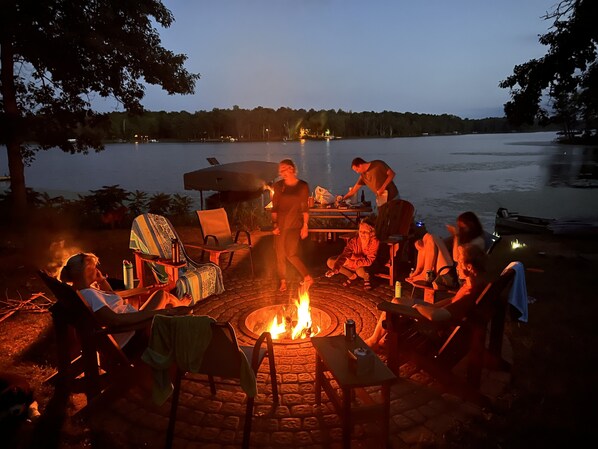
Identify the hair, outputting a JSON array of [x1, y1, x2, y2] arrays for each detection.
[[456, 211, 484, 244], [359, 219, 376, 235], [351, 157, 367, 167], [59, 252, 97, 283], [460, 243, 487, 275], [279, 158, 296, 172]]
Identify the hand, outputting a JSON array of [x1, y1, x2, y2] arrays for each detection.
[[300, 226, 308, 240], [164, 306, 192, 316], [272, 227, 281, 235]]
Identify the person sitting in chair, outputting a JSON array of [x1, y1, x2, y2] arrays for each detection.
[[60, 252, 191, 349], [407, 211, 485, 286], [325, 218, 379, 290], [364, 243, 488, 350]]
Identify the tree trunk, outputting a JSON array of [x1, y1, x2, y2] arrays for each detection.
[[1, 38, 28, 223]]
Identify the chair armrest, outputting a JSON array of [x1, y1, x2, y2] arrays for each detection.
[[253, 331, 275, 372], [377, 301, 423, 319], [185, 243, 226, 253], [133, 251, 184, 267], [203, 234, 220, 245], [234, 230, 252, 246]]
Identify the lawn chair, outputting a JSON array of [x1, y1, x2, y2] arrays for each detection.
[[195, 208, 254, 277], [378, 267, 516, 405], [374, 199, 415, 285], [148, 318, 278, 449], [129, 213, 225, 304], [38, 270, 152, 413]]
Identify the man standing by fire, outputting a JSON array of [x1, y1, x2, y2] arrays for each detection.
[[271, 159, 314, 293]]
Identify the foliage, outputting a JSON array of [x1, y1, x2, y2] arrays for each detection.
[[104, 108, 551, 143], [128, 190, 149, 218], [500, 0, 598, 135], [0, 0, 199, 220], [147, 193, 172, 216]]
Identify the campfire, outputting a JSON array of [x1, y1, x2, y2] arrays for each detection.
[[245, 288, 328, 341], [268, 289, 321, 340]]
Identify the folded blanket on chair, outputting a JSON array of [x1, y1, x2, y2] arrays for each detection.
[[130, 213, 224, 303]]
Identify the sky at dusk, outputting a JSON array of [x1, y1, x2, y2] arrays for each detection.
[[105, 0, 558, 119]]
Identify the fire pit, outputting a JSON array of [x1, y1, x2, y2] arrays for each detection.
[[242, 289, 336, 343]]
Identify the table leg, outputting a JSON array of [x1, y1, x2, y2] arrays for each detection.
[[315, 355, 322, 405], [382, 382, 391, 448], [342, 386, 351, 449]]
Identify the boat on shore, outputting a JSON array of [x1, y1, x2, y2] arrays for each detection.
[[495, 208, 598, 236]]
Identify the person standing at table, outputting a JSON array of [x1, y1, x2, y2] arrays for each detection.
[[271, 159, 314, 292], [342, 157, 400, 240]]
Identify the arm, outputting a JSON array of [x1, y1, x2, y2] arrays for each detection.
[[94, 305, 188, 328], [352, 238, 380, 267], [376, 167, 396, 196], [343, 178, 363, 201], [271, 211, 280, 235], [300, 211, 309, 239]]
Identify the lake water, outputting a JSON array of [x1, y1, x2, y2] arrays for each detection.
[[2, 131, 597, 235]]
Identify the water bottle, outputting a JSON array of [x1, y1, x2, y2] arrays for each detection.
[[123, 260, 134, 290], [171, 238, 180, 263], [394, 281, 402, 298]]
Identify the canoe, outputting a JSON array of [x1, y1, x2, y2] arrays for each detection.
[[495, 208, 598, 236]]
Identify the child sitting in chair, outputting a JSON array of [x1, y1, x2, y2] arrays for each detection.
[[325, 218, 379, 290]]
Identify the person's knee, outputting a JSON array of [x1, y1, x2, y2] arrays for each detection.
[[327, 257, 337, 269]]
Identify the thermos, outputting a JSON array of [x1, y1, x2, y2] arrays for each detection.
[[394, 281, 402, 298], [171, 238, 181, 263], [123, 260, 134, 290], [344, 319, 356, 341]]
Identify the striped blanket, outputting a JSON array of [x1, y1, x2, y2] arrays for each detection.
[[130, 213, 224, 304]]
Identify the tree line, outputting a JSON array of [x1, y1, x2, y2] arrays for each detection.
[[106, 107, 553, 142]]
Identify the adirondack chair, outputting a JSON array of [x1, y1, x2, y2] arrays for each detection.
[[378, 267, 516, 405], [374, 199, 416, 285], [129, 213, 225, 304], [39, 270, 152, 412]]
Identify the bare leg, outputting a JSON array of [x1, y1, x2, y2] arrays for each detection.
[[364, 311, 387, 349], [139, 290, 190, 311]]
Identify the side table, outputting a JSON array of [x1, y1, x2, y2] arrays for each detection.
[[311, 335, 397, 449]]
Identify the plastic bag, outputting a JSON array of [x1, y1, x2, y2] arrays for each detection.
[[314, 186, 336, 205]]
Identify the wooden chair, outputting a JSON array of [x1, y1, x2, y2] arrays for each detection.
[[38, 270, 152, 413], [165, 321, 278, 449], [195, 208, 254, 277], [374, 199, 415, 286], [129, 213, 225, 303], [378, 267, 516, 405]]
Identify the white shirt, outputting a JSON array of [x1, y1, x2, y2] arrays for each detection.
[[79, 287, 138, 348]]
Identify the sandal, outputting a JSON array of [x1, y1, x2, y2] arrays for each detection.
[[363, 280, 372, 291], [342, 275, 357, 287]]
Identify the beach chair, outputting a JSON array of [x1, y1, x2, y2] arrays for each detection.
[[195, 208, 254, 277], [155, 319, 278, 449], [129, 213, 225, 304], [378, 267, 516, 405], [374, 199, 415, 285], [39, 270, 152, 413]]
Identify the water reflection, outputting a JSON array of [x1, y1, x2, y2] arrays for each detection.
[[546, 146, 598, 188]]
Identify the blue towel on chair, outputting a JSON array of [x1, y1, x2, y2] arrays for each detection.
[[502, 261, 528, 322]]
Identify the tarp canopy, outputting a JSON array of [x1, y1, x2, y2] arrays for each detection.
[[183, 160, 279, 192]]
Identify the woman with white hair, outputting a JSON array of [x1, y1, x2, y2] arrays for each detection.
[[60, 252, 191, 348]]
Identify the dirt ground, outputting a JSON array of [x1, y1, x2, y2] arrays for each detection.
[[1, 222, 597, 448]]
